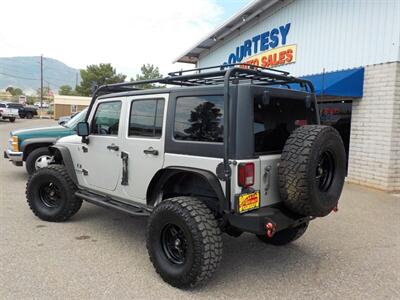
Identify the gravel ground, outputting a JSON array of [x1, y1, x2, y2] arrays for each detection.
[[1, 118, 399, 299]]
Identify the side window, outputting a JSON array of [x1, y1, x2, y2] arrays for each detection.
[[0, 103, 5, 108], [174, 95, 224, 142], [129, 99, 165, 138], [91, 101, 122, 136]]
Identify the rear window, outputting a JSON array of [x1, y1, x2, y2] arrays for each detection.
[[174, 95, 224, 142], [254, 97, 316, 154]]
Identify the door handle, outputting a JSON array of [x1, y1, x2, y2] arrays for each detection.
[[107, 143, 119, 151], [143, 147, 158, 155]]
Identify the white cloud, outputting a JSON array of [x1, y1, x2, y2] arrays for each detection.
[[0, 0, 224, 77]]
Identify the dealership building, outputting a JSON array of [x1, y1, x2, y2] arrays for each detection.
[[53, 94, 90, 119], [176, 0, 400, 192]]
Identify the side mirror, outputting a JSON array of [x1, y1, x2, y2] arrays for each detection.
[[77, 122, 89, 137]]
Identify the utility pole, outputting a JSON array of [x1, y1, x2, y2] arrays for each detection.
[[40, 55, 43, 119], [75, 72, 78, 89]]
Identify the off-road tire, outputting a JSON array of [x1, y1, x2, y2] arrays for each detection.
[[25, 147, 52, 175], [9, 117, 15, 122], [279, 125, 346, 217], [26, 112, 33, 119], [257, 222, 308, 245], [146, 197, 223, 289], [26, 164, 82, 222]]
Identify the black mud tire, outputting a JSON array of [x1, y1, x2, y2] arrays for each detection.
[[257, 222, 309, 246], [26, 112, 33, 119], [279, 125, 346, 217], [146, 197, 223, 289], [26, 164, 82, 222], [25, 147, 52, 175], [9, 117, 16, 122]]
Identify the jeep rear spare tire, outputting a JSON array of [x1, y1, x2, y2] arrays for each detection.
[[278, 125, 346, 217]]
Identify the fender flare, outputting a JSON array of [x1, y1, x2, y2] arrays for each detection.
[[147, 166, 227, 213], [20, 137, 58, 153], [49, 145, 78, 185]]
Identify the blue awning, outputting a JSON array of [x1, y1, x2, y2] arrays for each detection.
[[301, 68, 364, 98]]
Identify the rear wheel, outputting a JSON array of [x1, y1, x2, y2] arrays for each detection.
[[146, 197, 223, 288], [26, 112, 33, 119], [257, 223, 308, 246], [26, 164, 82, 222], [25, 147, 52, 175]]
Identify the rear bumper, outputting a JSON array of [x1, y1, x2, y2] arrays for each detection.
[[226, 205, 311, 235], [4, 149, 23, 166]]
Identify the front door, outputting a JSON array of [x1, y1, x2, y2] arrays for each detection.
[[82, 100, 123, 191], [121, 95, 167, 202]]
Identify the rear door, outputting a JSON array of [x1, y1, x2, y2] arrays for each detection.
[[121, 94, 167, 202], [254, 96, 317, 206]]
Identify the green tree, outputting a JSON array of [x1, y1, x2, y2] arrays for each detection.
[[131, 64, 164, 89], [13, 88, 23, 96], [5, 86, 24, 96], [58, 85, 74, 95], [184, 101, 223, 142], [6, 86, 14, 95], [36, 87, 53, 101], [76, 63, 127, 96]]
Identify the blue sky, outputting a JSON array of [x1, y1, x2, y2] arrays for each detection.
[[0, 0, 254, 78], [218, 0, 253, 21]]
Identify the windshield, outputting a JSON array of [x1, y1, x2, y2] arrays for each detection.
[[64, 109, 87, 129]]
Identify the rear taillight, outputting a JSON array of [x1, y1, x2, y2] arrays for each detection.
[[238, 162, 255, 188]]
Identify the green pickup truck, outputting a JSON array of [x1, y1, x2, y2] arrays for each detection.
[[4, 109, 86, 174]]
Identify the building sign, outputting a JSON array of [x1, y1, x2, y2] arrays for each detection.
[[223, 23, 296, 68], [243, 44, 296, 68], [19, 95, 27, 105]]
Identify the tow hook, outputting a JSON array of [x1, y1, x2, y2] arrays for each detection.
[[265, 222, 276, 238], [332, 206, 338, 213]]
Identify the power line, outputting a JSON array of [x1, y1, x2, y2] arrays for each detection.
[[0, 71, 39, 81]]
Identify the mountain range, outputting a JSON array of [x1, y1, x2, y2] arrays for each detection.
[[0, 56, 81, 95]]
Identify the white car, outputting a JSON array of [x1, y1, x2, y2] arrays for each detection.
[[34, 102, 50, 108], [0, 102, 19, 122]]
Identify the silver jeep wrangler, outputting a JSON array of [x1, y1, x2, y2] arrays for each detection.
[[26, 64, 346, 288]]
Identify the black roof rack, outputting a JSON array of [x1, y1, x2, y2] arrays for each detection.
[[84, 64, 315, 211], [89, 63, 314, 98]]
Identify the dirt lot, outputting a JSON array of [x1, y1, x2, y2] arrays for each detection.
[[1, 118, 399, 299]]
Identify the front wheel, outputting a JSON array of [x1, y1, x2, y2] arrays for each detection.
[[9, 117, 16, 122], [256, 222, 309, 246], [26, 165, 82, 222], [25, 147, 52, 175], [146, 197, 223, 288]]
